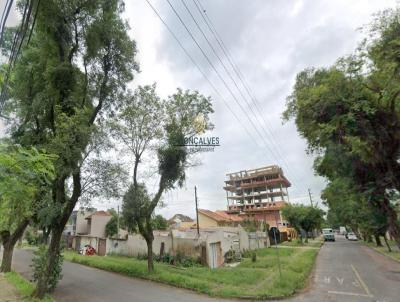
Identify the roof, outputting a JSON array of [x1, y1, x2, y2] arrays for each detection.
[[85, 210, 111, 219], [168, 214, 194, 223], [198, 209, 243, 223]]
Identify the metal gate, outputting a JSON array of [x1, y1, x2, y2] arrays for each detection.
[[98, 239, 106, 256], [209, 242, 221, 269]]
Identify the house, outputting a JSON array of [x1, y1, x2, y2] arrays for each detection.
[[71, 210, 112, 256], [197, 209, 243, 228], [168, 214, 195, 229]]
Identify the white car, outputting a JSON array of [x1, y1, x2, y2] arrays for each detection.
[[347, 233, 358, 241]]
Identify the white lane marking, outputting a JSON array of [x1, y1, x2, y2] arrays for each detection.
[[351, 264, 373, 297], [328, 290, 371, 297], [336, 277, 344, 285], [324, 276, 330, 284]]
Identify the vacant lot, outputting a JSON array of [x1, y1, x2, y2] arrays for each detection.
[[64, 247, 318, 299]]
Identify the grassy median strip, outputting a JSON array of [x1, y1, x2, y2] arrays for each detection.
[[364, 240, 400, 263], [4, 272, 53, 302], [64, 247, 318, 299]]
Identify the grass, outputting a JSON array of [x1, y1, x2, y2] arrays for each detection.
[[280, 237, 323, 248], [4, 271, 53, 302], [364, 239, 400, 263], [64, 246, 319, 299]]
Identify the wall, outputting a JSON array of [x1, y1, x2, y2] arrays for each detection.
[[75, 211, 89, 234], [90, 215, 112, 238], [105, 227, 270, 268], [197, 213, 218, 228], [107, 231, 173, 257]]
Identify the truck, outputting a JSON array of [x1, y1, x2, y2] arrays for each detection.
[[339, 226, 347, 235], [322, 228, 335, 242]]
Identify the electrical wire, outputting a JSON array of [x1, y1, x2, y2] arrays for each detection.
[[190, 0, 307, 185], [0, 0, 13, 47], [166, 0, 306, 188]]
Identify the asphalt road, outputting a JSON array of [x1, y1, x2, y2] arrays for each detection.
[[8, 235, 400, 302], [289, 235, 400, 302]]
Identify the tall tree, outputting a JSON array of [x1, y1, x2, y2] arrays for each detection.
[[284, 8, 400, 248], [118, 87, 214, 272], [282, 204, 324, 243], [3, 0, 138, 297], [0, 144, 55, 272]]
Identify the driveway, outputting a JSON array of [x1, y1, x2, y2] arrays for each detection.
[[9, 236, 400, 302]]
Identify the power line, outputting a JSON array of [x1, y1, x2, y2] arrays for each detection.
[[0, 0, 38, 114], [167, 0, 306, 188], [165, 0, 285, 167], [143, 0, 265, 149], [0, 0, 13, 47], [191, 0, 306, 185]]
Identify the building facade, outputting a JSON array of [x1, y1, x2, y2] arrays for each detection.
[[224, 165, 290, 228]]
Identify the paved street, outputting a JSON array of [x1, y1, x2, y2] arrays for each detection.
[[9, 236, 400, 302], [290, 235, 400, 302]]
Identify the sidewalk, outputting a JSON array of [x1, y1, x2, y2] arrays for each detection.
[[0, 273, 21, 302]]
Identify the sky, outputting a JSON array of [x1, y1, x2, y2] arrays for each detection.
[[1, 0, 398, 219]]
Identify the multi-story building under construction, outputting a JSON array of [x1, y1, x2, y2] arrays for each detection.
[[223, 165, 291, 228]]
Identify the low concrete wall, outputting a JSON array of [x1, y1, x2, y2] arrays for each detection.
[[105, 227, 270, 268]]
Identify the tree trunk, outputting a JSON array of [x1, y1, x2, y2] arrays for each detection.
[[383, 234, 392, 252], [367, 234, 373, 243], [0, 220, 29, 273], [304, 232, 308, 243], [33, 226, 63, 298], [146, 238, 154, 273], [381, 199, 400, 249], [34, 172, 80, 299], [0, 242, 14, 272], [374, 235, 383, 247]]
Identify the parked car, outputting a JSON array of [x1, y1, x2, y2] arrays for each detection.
[[322, 228, 335, 242], [347, 232, 358, 241]]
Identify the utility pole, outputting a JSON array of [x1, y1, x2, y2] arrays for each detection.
[[117, 205, 120, 239], [308, 188, 314, 207], [195, 186, 200, 236]]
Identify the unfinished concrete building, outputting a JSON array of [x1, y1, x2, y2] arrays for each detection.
[[223, 165, 291, 228]]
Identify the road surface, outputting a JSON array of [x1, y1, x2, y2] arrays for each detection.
[[8, 236, 400, 302]]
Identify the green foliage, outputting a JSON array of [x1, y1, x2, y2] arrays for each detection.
[[152, 215, 168, 230], [64, 246, 318, 299], [32, 245, 64, 293], [4, 272, 54, 302], [282, 204, 324, 241], [0, 144, 56, 240], [118, 84, 214, 272], [25, 228, 44, 246], [251, 252, 257, 262], [105, 216, 118, 238], [283, 8, 400, 245], [5, 0, 138, 296]]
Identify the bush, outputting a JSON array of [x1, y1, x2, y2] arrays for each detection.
[[140, 252, 202, 267], [251, 252, 257, 262], [25, 229, 42, 246], [242, 249, 252, 258], [32, 245, 64, 292]]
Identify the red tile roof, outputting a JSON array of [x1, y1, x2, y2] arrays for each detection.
[[198, 209, 243, 223]]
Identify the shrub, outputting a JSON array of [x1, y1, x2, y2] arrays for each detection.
[[32, 245, 64, 292], [251, 252, 257, 262]]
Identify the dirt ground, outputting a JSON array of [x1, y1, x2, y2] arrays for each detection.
[[0, 274, 21, 302]]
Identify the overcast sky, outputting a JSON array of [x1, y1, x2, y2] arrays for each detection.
[[2, 0, 398, 219]]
